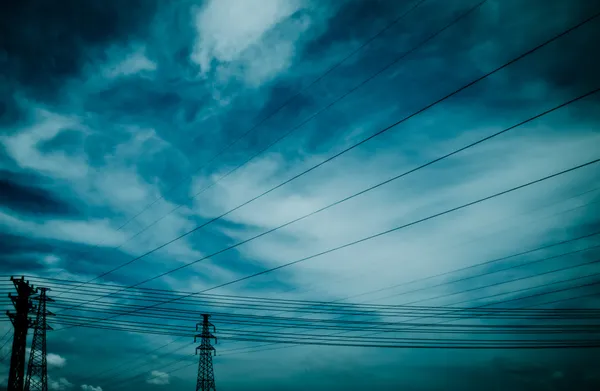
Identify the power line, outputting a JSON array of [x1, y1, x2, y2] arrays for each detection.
[[45, 299, 600, 326], [21, 240, 600, 322], [0, 328, 11, 344], [41, 227, 597, 320], [277, 190, 600, 299], [31, 272, 598, 336], [48, 313, 600, 346], [396, 249, 600, 306], [52, 312, 600, 337], [0, 329, 13, 363], [48, 316, 600, 348], [40, 262, 600, 336], [47, 268, 600, 340], [219, 277, 600, 356]]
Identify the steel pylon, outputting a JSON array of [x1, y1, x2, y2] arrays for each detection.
[[195, 314, 217, 391], [7, 276, 37, 391], [24, 287, 54, 391]]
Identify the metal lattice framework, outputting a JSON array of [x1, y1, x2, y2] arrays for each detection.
[[24, 288, 54, 391], [195, 314, 217, 391], [7, 276, 36, 391]]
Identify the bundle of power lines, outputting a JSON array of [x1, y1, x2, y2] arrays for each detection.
[[1, 275, 599, 351]]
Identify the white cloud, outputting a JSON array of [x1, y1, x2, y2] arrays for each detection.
[[190, 0, 324, 86], [147, 370, 170, 385], [24, 350, 67, 369], [191, 0, 298, 67], [104, 46, 157, 78], [49, 377, 73, 391], [0, 209, 128, 248], [43, 254, 61, 265], [81, 385, 103, 391], [0, 108, 207, 263], [1, 110, 89, 180], [47, 353, 67, 368]]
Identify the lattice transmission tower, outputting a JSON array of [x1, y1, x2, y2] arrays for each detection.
[[24, 287, 54, 391], [6, 276, 37, 391], [195, 314, 217, 391]]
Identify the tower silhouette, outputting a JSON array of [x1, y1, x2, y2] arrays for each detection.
[[7, 276, 36, 391], [25, 287, 54, 391], [195, 314, 217, 391]]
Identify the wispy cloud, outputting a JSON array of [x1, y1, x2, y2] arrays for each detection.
[[103, 46, 157, 79], [147, 370, 170, 385], [191, 0, 306, 85], [49, 377, 73, 391]]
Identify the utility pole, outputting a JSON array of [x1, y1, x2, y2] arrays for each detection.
[[195, 314, 217, 391], [25, 287, 54, 391], [6, 276, 37, 391]]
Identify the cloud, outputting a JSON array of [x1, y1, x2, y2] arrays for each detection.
[[190, 0, 331, 87], [47, 353, 67, 368], [0, 107, 206, 264], [0, 209, 128, 248], [191, 0, 297, 76], [103, 46, 157, 78], [49, 377, 73, 391], [147, 370, 170, 385], [1, 110, 90, 180], [24, 349, 66, 369], [81, 385, 103, 391]]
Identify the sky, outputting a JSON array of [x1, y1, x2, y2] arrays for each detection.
[[1, 0, 600, 390]]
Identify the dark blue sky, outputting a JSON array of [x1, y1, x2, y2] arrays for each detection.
[[1, 0, 600, 390]]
